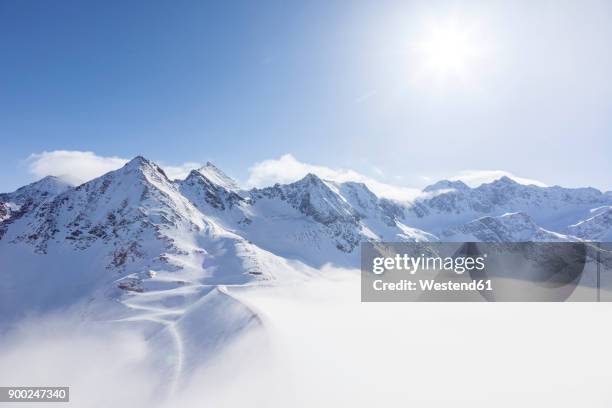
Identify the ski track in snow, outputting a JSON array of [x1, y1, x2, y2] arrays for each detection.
[[3, 157, 612, 404], [115, 282, 202, 395], [113, 279, 265, 396]]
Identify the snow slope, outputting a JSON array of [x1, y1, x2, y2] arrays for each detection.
[[0, 157, 305, 391], [2, 159, 609, 323], [1, 155, 611, 395], [2, 157, 609, 325], [0, 175, 72, 238], [441, 212, 574, 242], [568, 206, 612, 241], [196, 162, 241, 192], [406, 176, 611, 233]]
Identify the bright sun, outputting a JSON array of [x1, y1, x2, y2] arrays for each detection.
[[414, 20, 481, 81]]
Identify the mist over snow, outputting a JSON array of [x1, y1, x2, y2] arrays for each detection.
[[1, 155, 612, 407], [2, 271, 612, 408], [449, 170, 547, 188], [2, 0, 612, 405], [246, 153, 424, 201], [25, 151, 205, 186]]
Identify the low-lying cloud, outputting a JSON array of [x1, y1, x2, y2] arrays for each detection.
[[27, 151, 129, 185], [246, 154, 422, 201], [0, 315, 159, 408], [1, 272, 611, 408], [449, 170, 547, 187], [27, 151, 201, 185], [24, 151, 548, 198]]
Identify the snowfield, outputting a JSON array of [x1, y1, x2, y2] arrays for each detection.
[[2, 271, 612, 408], [1, 156, 612, 407]]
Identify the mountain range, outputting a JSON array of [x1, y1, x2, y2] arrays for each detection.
[[1, 156, 611, 389]]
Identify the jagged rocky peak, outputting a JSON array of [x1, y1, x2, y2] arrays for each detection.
[[119, 155, 169, 180], [196, 161, 240, 192], [421, 175, 526, 195], [455, 212, 539, 237], [334, 181, 379, 211], [407, 173, 612, 231], [0, 176, 72, 239], [487, 211, 535, 225], [248, 173, 355, 225], [71, 155, 175, 201], [9, 154, 202, 264], [1, 175, 73, 203], [123, 155, 149, 169], [569, 207, 612, 241], [442, 212, 570, 242], [277, 173, 360, 224], [284, 172, 326, 190], [27, 175, 73, 194], [423, 179, 470, 193], [492, 175, 518, 185], [180, 168, 244, 211], [0, 202, 10, 222], [69, 155, 194, 219], [0, 176, 73, 225]]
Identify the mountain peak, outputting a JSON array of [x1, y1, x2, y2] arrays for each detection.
[[38, 175, 62, 182], [485, 212, 533, 225], [423, 179, 470, 193], [120, 156, 169, 180], [196, 162, 239, 191], [492, 175, 518, 185], [442, 211, 570, 242], [28, 175, 73, 190], [2, 175, 72, 201], [124, 155, 151, 169], [295, 173, 325, 187], [186, 169, 201, 180], [0, 174, 74, 234]]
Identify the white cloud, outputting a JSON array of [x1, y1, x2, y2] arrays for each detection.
[[25, 151, 548, 199], [159, 162, 202, 180], [371, 166, 384, 177], [449, 170, 547, 187], [27, 151, 128, 185], [27, 150, 202, 185], [246, 154, 421, 201], [0, 315, 158, 408]]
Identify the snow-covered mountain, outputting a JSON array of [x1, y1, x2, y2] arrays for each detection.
[[2, 158, 610, 284], [0, 203, 9, 222], [0, 175, 72, 207], [440, 212, 572, 242], [0, 158, 301, 333], [1, 157, 437, 323], [195, 161, 241, 192], [406, 176, 611, 234], [0, 175, 72, 238], [243, 174, 435, 264], [568, 206, 612, 241], [178, 169, 435, 267], [179, 168, 245, 214], [1, 156, 611, 392]]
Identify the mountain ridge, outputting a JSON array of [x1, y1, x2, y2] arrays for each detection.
[[2, 155, 610, 390], [3, 157, 611, 252]]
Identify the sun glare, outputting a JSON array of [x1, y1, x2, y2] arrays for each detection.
[[414, 19, 482, 81]]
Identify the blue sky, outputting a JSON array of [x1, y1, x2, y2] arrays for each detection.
[[1, 0, 611, 194]]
